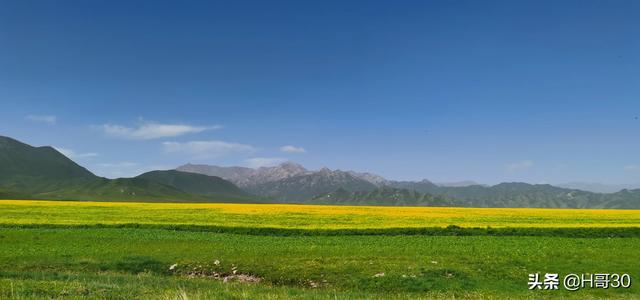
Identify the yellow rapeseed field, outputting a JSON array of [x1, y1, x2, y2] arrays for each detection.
[[0, 199, 639, 229]]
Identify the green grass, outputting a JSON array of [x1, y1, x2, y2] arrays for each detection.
[[0, 228, 638, 299], [0, 200, 639, 299]]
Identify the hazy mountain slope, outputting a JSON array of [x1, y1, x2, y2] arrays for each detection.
[[247, 162, 309, 186], [387, 179, 440, 193], [314, 187, 454, 206], [347, 171, 388, 186], [383, 181, 640, 208], [176, 164, 255, 184], [601, 189, 640, 208], [438, 183, 595, 208], [557, 182, 640, 194], [176, 160, 640, 207], [178, 163, 385, 201], [315, 184, 640, 208], [177, 162, 308, 186], [437, 181, 482, 187], [246, 168, 378, 202]]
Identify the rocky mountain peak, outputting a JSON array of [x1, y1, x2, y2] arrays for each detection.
[[243, 162, 309, 186], [347, 171, 388, 186], [272, 162, 308, 173], [318, 167, 332, 174]]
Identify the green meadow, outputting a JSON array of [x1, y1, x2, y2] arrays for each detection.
[[0, 200, 639, 299]]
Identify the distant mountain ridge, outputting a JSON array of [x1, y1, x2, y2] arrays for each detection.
[[2, 135, 640, 208], [347, 171, 388, 186], [177, 162, 309, 187], [437, 180, 483, 187], [177, 162, 640, 208], [177, 163, 381, 202], [0, 136, 255, 202], [556, 182, 640, 194], [383, 181, 640, 208], [245, 167, 378, 202], [325, 182, 639, 209], [175, 164, 256, 185], [314, 187, 454, 206]]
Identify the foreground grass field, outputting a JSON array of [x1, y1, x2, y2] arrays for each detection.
[[0, 200, 639, 299]]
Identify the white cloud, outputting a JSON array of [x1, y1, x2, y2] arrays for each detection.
[[163, 140, 256, 158], [280, 145, 306, 153], [26, 115, 57, 125], [506, 160, 534, 172], [624, 165, 639, 172], [54, 147, 99, 160], [99, 121, 222, 140], [244, 157, 287, 168]]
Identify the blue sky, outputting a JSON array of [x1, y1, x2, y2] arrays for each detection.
[[1, 0, 639, 184]]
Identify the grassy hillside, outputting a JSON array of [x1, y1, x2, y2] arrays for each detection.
[[137, 170, 258, 203], [0, 136, 260, 203], [0, 136, 96, 196], [31, 177, 213, 202], [0, 136, 94, 181]]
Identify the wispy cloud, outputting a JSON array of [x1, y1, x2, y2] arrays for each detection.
[[99, 121, 222, 140], [624, 165, 639, 172], [244, 157, 287, 168], [280, 145, 306, 153], [506, 160, 534, 172], [163, 140, 256, 158], [54, 147, 99, 160], [26, 115, 57, 125]]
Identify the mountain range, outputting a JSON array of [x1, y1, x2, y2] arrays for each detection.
[[178, 163, 380, 201], [176, 162, 640, 208], [0, 135, 256, 203], [556, 182, 640, 194], [1, 135, 640, 208], [312, 186, 640, 208]]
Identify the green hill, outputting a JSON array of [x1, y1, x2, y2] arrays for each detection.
[[0, 136, 97, 197], [136, 170, 258, 203], [0, 136, 94, 180], [0, 135, 257, 203], [29, 177, 210, 202]]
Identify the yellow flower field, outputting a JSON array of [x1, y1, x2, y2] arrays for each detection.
[[1, 199, 639, 229]]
